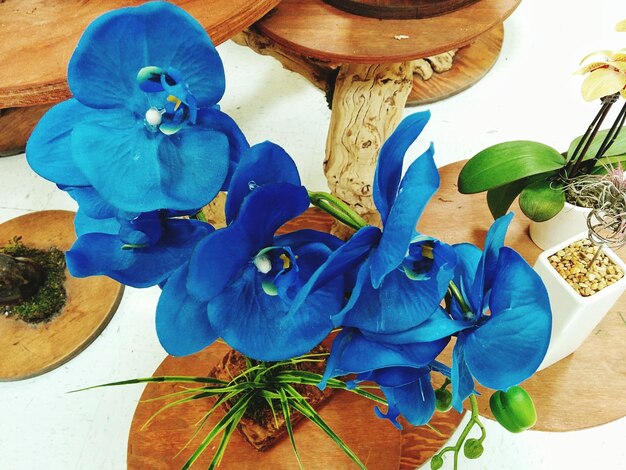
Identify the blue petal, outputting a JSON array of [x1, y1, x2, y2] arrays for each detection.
[[342, 250, 452, 334], [361, 307, 469, 344], [64, 185, 118, 220], [206, 266, 337, 361], [464, 248, 552, 390], [156, 264, 218, 356], [71, 110, 230, 212], [66, 218, 213, 288], [73, 209, 119, 237], [68, 2, 224, 110], [323, 328, 447, 378], [225, 141, 300, 223], [25, 99, 91, 186], [373, 111, 432, 223], [275, 229, 344, 253], [451, 243, 482, 318], [288, 226, 381, 318], [188, 184, 310, 301], [370, 144, 439, 287], [376, 373, 435, 427], [473, 213, 514, 312], [450, 333, 475, 411]]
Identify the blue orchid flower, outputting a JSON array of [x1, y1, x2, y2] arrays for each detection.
[[26, 2, 248, 212], [320, 328, 449, 428], [156, 142, 345, 360], [448, 213, 552, 410], [64, 187, 213, 288], [292, 111, 457, 336]]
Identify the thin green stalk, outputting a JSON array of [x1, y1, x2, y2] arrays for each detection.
[[447, 280, 473, 318]]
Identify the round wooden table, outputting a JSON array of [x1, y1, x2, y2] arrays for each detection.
[[0, 0, 280, 156], [241, 0, 521, 235]]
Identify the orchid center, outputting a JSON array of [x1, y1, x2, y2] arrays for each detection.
[[137, 66, 197, 136], [253, 254, 272, 274]]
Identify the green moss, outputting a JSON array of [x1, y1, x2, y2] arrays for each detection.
[[1, 237, 67, 323]]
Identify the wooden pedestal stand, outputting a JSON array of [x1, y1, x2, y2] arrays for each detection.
[[246, 0, 520, 236], [0, 211, 124, 381], [0, 0, 281, 157]]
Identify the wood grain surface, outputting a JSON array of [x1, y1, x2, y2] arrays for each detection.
[[0, 103, 53, 156], [418, 161, 626, 432], [407, 24, 504, 105], [0, 0, 280, 108], [0, 211, 124, 381], [323, 0, 481, 19], [256, 0, 521, 64]]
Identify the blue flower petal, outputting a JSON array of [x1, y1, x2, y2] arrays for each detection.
[[370, 144, 439, 287], [464, 248, 552, 390], [68, 2, 224, 110], [451, 333, 475, 411], [225, 141, 301, 223], [473, 213, 514, 312], [451, 243, 482, 318], [373, 111, 432, 223], [71, 111, 230, 212], [64, 186, 118, 220], [156, 264, 218, 356], [188, 184, 310, 301], [206, 265, 337, 361], [73, 209, 119, 237], [25, 99, 91, 187], [376, 373, 435, 427], [66, 218, 213, 288]]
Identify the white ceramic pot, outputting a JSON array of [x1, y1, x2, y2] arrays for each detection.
[[529, 202, 592, 250], [534, 232, 626, 370]]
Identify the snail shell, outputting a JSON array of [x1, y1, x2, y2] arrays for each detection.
[[0, 253, 44, 304]]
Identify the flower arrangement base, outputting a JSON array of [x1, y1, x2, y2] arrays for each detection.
[[0, 211, 124, 381], [127, 339, 464, 469], [533, 233, 626, 370], [210, 346, 334, 451], [322, 0, 481, 19]]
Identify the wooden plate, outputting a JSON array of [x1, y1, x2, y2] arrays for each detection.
[[0, 210, 124, 381]]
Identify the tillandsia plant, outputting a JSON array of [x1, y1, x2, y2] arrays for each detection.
[[458, 19, 626, 223], [26, 3, 552, 469]]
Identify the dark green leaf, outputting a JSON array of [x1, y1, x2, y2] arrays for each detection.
[[458, 141, 565, 193], [567, 126, 626, 160], [486, 172, 556, 219], [278, 387, 304, 469], [519, 180, 565, 222]]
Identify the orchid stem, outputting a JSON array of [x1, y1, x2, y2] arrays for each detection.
[[447, 280, 473, 317], [308, 191, 368, 231]]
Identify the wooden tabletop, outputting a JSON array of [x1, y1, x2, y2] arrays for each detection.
[[0, 0, 280, 108], [256, 0, 521, 64], [418, 161, 626, 432]]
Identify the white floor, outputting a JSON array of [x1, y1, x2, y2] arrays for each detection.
[[1, 1, 625, 469]]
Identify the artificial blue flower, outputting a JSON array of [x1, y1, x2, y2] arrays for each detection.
[[26, 2, 248, 212], [156, 142, 345, 360], [293, 111, 456, 336], [320, 328, 448, 428], [65, 191, 213, 288], [448, 213, 552, 410]]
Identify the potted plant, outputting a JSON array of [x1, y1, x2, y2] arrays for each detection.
[[457, 19, 626, 250], [25, 3, 553, 468]]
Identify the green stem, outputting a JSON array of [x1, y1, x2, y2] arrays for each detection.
[[308, 190, 368, 231], [447, 280, 473, 318]]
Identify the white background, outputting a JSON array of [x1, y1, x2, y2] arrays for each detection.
[[1, 0, 625, 468]]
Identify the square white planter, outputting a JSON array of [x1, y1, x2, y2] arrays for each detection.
[[534, 232, 626, 370]]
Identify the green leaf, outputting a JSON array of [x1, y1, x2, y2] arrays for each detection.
[[519, 180, 565, 222], [486, 173, 556, 219], [69, 375, 227, 393], [278, 387, 304, 470], [458, 141, 566, 193], [567, 127, 626, 160]]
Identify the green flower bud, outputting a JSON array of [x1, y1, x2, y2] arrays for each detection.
[[435, 388, 453, 412], [463, 438, 484, 459], [430, 454, 444, 470]]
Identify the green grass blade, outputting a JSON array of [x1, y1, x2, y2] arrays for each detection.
[[69, 375, 226, 393], [283, 384, 366, 470], [208, 416, 241, 470], [278, 386, 304, 470]]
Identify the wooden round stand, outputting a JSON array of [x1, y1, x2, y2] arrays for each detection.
[[0, 0, 281, 156], [0, 211, 124, 381], [418, 161, 626, 431]]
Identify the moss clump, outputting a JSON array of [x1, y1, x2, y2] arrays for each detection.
[[1, 237, 67, 323]]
